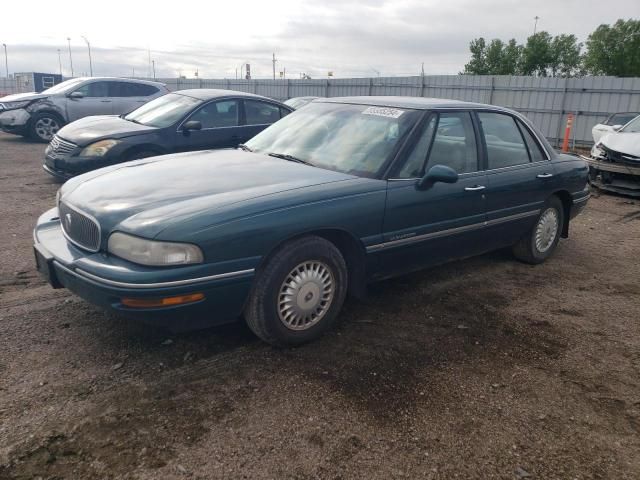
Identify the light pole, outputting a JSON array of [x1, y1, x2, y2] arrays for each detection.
[[57, 49, 62, 76], [152, 60, 156, 79], [2, 44, 8, 78], [81, 36, 92, 76], [67, 38, 74, 77], [533, 16, 540, 35]]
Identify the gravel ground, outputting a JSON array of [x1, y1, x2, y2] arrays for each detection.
[[0, 132, 639, 480]]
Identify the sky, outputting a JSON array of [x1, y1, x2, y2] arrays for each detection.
[[1, 0, 639, 79]]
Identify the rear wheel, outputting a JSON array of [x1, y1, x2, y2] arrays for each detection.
[[512, 195, 564, 264], [244, 236, 348, 347], [29, 113, 63, 142]]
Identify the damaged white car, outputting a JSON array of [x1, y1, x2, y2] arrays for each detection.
[[587, 116, 640, 196]]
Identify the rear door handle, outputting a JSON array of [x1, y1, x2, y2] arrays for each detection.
[[464, 185, 486, 191], [537, 173, 554, 178], [100, 100, 111, 103]]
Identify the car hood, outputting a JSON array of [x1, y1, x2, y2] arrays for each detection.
[[600, 132, 640, 158], [61, 149, 357, 239], [57, 115, 157, 146], [0, 92, 46, 102]]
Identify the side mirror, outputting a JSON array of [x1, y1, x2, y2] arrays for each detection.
[[68, 91, 84, 99], [182, 120, 202, 133], [612, 124, 623, 132], [416, 164, 458, 190]]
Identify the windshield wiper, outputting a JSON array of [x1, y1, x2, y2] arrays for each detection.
[[268, 152, 313, 166], [237, 143, 252, 152]]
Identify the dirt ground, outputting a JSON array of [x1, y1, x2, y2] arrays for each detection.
[[0, 132, 639, 480]]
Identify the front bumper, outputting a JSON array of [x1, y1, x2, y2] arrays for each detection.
[[0, 108, 30, 134], [34, 208, 255, 331]]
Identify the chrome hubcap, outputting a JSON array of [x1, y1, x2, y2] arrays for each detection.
[[35, 117, 60, 140], [278, 261, 334, 331], [535, 208, 559, 253]]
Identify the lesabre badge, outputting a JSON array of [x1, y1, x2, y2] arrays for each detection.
[[65, 213, 72, 228]]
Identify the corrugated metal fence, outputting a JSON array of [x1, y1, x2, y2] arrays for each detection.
[[3, 75, 640, 147]]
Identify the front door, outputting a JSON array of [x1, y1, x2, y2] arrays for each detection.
[[476, 111, 558, 248], [65, 80, 113, 121], [175, 99, 241, 151], [375, 111, 488, 276]]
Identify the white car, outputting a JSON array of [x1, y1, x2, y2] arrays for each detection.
[[591, 112, 639, 143], [588, 115, 640, 196]]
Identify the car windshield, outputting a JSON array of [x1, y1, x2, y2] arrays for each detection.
[[607, 113, 639, 126], [124, 93, 202, 128], [42, 78, 87, 94], [245, 102, 420, 177], [285, 97, 317, 109], [621, 116, 640, 133]]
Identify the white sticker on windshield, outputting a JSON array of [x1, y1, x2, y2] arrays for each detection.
[[362, 106, 404, 119]]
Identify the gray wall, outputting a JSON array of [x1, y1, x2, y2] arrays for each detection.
[[3, 74, 640, 147]]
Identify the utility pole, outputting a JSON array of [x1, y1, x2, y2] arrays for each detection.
[[2, 44, 8, 78], [57, 49, 62, 76], [533, 16, 540, 35], [81, 36, 93, 76], [152, 60, 156, 79], [272, 52, 277, 80], [147, 47, 151, 78], [421, 62, 425, 77], [67, 38, 74, 77]]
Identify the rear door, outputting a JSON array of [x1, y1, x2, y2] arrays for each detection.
[[238, 100, 289, 142], [174, 99, 241, 151], [376, 111, 488, 275], [478, 111, 557, 248], [109, 82, 160, 115], [65, 80, 112, 121]]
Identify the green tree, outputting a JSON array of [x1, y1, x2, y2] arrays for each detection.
[[520, 32, 553, 76], [501, 39, 522, 75], [584, 19, 640, 76], [463, 38, 488, 75], [549, 34, 583, 77]]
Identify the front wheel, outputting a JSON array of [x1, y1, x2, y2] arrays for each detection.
[[244, 236, 348, 347], [29, 113, 63, 142], [512, 196, 564, 264]]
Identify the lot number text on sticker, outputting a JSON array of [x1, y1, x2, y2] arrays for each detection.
[[362, 107, 405, 119]]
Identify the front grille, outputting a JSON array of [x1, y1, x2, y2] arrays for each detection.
[[59, 202, 101, 252], [47, 135, 77, 159]]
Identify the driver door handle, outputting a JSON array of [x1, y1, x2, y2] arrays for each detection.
[[537, 173, 554, 178], [464, 185, 486, 191]]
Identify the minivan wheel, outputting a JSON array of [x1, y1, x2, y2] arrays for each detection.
[[29, 113, 63, 142], [512, 195, 564, 264], [244, 236, 348, 347]]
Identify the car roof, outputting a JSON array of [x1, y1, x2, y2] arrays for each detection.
[[173, 88, 283, 103], [73, 77, 167, 87], [317, 96, 504, 111]]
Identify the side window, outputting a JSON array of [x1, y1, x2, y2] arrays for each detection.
[[187, 100, 239, 128], [517, 120, 546, 162], [280, 107, 291, 118], [74, 81, 108, 97], [109, 82, 159, 97], [396, 115, 437, 178], [245, 100, 281, 125], [478, 112, 529, 169], [425, 112, 478, 174]]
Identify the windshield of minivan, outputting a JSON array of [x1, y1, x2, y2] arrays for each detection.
[[42, 78, 87, 94], [124, 93, 202, 128], [245, 102, 420, 177]]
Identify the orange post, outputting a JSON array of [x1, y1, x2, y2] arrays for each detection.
[[561, 113, 573, 152]]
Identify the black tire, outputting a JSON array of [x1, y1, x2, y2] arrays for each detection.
[[245, 236, 348, 347], [512, 195, 565, 265], [29, 113, 64, 143]]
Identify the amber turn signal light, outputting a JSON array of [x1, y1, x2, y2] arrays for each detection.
[[121, 293, 205, 308]]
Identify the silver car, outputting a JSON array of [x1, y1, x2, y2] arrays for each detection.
[[0, 77, 168, 142]]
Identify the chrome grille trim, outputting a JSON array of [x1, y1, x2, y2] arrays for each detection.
[[59, 202, 101, 252], [48, 135, 78, 159]]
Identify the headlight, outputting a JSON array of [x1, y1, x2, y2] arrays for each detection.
[[80, 139, 120, 157], [1, 100, 32, 110], [107, 232, 204, 266]]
